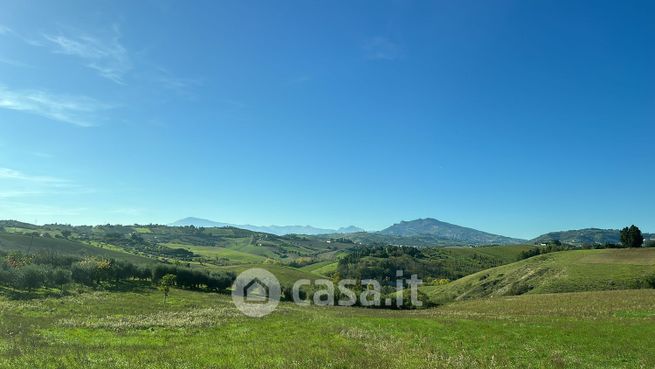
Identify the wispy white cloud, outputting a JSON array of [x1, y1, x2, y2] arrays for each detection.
[[30, 151, 54, 159], [0, 168, 92, 221], [0, 167, 68, 184], [42, 25, 131, 84], [364, 37, 403, 61], [0, 167, 93, 203], [150, 67, 200, 97], [0, 24, 43, 46], [6, 23, 192, 95], [0, 190, 48, 199], [0, 24, 12, 35], [0, 85, 109, 126]]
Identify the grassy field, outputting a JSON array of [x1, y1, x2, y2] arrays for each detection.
[[300, 260, 339, 276], [425, 248, 655, 304], [436, 245, 534, 262], [208, 263, 324, 285], [164, 243, 268, 264], [0, 288, 653, 368]]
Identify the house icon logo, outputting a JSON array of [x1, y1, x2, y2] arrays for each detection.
[[231, 268, 281, 317]]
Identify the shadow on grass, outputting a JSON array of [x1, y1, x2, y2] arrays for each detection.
[[101, 280, 155, 293]]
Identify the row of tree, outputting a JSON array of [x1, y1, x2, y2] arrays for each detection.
[[0, 251, 235, 293], [151, 265, 235, 291]]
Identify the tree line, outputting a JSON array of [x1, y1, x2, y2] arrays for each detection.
[[523, 225, 651, 259], [0, 250, 235, 293]]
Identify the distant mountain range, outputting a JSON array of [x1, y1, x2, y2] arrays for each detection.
[[169, 217, 364, 236], [171, 216, 526, 246], [531, 228, 654, 245], [171, 216, 654, 247]]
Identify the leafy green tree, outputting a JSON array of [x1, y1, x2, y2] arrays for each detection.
[[152, 265, 177, 283], [18, 265, 45, 291], [61, 230, 72, 239], [52, 268, 71, 292], [159, 274, 176, 302], [71, 261, 95, 286], [0, 269, 17, 287], [138, 266, 152, 281], [620, 225, 644, 248]]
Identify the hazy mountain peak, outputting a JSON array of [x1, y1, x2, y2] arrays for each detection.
[[379, 218, 524, 245], [336, 226, 366, 234], [170, 217, 230, 228], [169, 217, 363, 236]]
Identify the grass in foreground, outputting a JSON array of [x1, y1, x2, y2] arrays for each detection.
[[0, 288, 653, 368]]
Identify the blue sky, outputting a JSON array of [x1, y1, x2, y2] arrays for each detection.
[[1, 1, 653, 239]]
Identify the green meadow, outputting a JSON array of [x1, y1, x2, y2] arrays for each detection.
[[1, 288, 653, 369]]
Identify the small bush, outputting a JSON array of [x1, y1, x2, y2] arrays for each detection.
[[508, 282, 533, 295], [645, 275, 655, 288]]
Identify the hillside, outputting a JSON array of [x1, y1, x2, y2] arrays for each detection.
[[425, 248, 655, 304], [0, 232, 156, 265], [532, 228, 654, 245], [341, 218, 525, 246], [336, 244, 534, 282]]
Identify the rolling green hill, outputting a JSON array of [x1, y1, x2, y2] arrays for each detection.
[[532, 228, 654, 245], [430, 245, 534, 264], [0, 221, 355, 267], [0, 232, 156, 265], [205, 263, 324, 285], [425, 248, 655, 304]]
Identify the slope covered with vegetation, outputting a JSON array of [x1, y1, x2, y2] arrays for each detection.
[[336, 244, 533, 282], [0, 232, 155, 265], [532, 228, 654, 246], [425, 248, 655, 304]]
